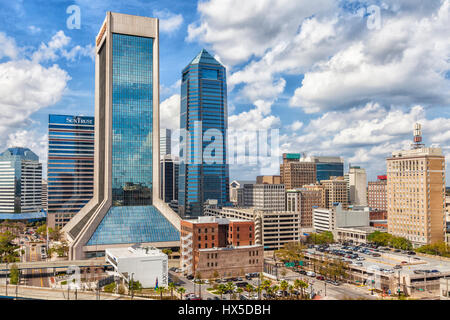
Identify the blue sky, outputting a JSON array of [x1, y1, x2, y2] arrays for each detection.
[[0, 0, 449, 184]]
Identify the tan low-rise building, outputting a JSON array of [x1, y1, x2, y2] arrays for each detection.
[[195, 245, 263, 279], [205, 206, 301, 251]]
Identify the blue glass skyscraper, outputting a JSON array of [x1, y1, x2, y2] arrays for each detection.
[[47, 115, 94, 229], [63, 13, 180, 260], [178, 49, 230, 217]]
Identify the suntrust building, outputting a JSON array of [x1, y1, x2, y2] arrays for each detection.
[[63, 12, 181, 260]]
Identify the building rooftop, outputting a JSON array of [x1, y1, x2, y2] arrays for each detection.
[[190, 49, 221, 66], [86, 205, 180, 246], [106, 245, 166, 258], [0, 147, 39, 161], [199, 244, 263, 252], [390, 147, 443, 158], [184, 216, 248, 225], [0, 210, 46, 221]]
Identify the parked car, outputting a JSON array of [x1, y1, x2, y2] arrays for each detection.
[[394, 265, 402, 269], [400, 261, 408, 264], [298, 270, 307, 275], [407, 251, 416, 256], [356, 257, 365, 261], [306, 271, 316, 277], [316, 276, 325, 281], [372, 253, 381, 257]]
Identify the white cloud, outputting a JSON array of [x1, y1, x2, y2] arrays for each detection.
[[290, 1, 450, 113], [0, 60, 70, 129], [32, 30, 95, 63], [62, 43, 95, 61], [0, 31, 72, 169], [288, 121, 303, 131], [160, 94, 180, 131], [7, 129, 48, 166], [28, 26, 41, 35], [153, 10, 183, 34], [0, 32, 18, 60], [187, 0, 338, 66]]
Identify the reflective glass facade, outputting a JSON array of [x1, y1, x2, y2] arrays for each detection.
[[179, 49, 230, 216], [48, 115, 94, 228], [316, 163, 344, 182], [87, 205, 179, 245], [111, 33, 153, 206], [0, 148, 42, 213]]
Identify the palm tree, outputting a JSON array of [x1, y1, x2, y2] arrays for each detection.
[[288, 285, 295, 299], [245, 284, 254, 296], [236, 287, 243, 299], [279, 280, 289, 296], [217, 284, 226, 300], [176, 287, 186, 300], [225, 282, 235, 300], [155, 286, 166, 300], [272, 285, 279, 299], [168, 282, 177, 300], [294, 279, 308, 299]]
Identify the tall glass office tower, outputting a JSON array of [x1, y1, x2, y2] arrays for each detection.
[[0, 147, 42, 213], [178, 49, 230, 217], [63, 13, 180, 260], [47, 115, 94, 229]]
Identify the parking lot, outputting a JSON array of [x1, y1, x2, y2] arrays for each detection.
[[306, 243, 450, 277]]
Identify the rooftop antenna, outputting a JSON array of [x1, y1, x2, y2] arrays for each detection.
[[411, 123, 425, 149]]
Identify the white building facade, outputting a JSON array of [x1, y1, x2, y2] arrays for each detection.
[[105, 245, 168, 288]]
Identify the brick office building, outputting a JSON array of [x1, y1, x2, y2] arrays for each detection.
[[368, 175, 387, 211], [180, 216, 263, 278]]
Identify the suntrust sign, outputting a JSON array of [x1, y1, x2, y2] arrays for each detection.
[[49, 114, 94, 126], [66, 117, 94, 125]]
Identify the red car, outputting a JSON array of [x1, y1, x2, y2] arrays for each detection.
[[316, 276, 325, 281]]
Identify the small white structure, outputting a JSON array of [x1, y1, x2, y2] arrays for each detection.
[[105, 245, 168, 288]]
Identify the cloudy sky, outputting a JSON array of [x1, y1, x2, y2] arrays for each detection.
[[0, 0, 449, 184]]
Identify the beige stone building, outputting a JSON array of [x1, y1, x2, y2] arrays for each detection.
[[195, 245, 263, 279], [256, 175, 281, 184], [286, 187, 324, 228], [280, 153, 316, 189], [321, 177, 349, 209], [387, 146, 446, 247], [205, 207, 301, 251]]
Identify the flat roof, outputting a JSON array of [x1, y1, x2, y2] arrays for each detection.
[[105, 246, 166, 258], [199, 244, 263, 252], [310, 246, 450, 276]]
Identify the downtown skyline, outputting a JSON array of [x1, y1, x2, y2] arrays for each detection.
[[0, 0, 449, 184]]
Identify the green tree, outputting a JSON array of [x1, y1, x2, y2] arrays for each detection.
[[9, 263, 19, 285], [0, 231, 19, 263], [217, 284, 226, 300], [245, 283, 254, 295], [36, 224, 47, 237], [236, 287, 243, 299], [275, 242, 305, 263], [104, 282, 116, 293], [176, 286, 186, 300], [168, 282, 177, 300], [416, 242, 450, 258], [294, 279, 308, 299], [162, 249, 172, 259], [155, 286, 166, 300], [279, 280, 289, 295], [225, 282, 235, 300], [288, 285, 295, 299]]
